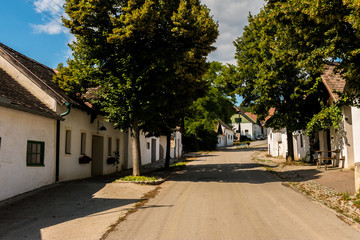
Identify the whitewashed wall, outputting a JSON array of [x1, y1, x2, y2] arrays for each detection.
[[267, 128, 287, 157], [0, 107, 56, 201], [352, 107, 360, 165], [139, 133, 159, 165], [253, 125, 262, 139], [241, 123, 253, 139], [293, 132, 310, 161], [58, 105, 124, 181], [217, 128, 234, 148]]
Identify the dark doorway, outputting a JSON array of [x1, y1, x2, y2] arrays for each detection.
[[92, 136, 104, 176], [151, 139, 157, 163]]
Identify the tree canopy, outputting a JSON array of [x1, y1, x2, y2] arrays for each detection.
[[184, 61, 237, 150], [56, 0, 218, 175], [235, 0, 360, 160], [234, 4, 328, 161]]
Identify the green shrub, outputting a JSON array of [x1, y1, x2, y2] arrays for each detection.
[[116, 176, 158, 182]]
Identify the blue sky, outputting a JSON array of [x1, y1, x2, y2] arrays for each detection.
[[0, 0, 71, 68], [0, 0, 264, 70]]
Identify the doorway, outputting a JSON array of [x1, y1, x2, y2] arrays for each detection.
[[92, 135, 104, 176], [151, 139, 157, 163]]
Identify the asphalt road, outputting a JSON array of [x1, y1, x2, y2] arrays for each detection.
[[106, 143, 360, 240]]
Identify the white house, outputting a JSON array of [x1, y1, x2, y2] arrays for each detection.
[[216, 121, 234, 148], [230, 107, 270, 140], [159, 130, 183, 160], [315, 64, 355, 169], [0, 67, 60, 201], [267, 128, 310, 161], [0, 42, 182, 201]]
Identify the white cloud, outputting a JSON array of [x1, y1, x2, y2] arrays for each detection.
[[31, 0, 68, 35], [34, 0, 64, 16], [202, 0, 265, 64], [31, 19, 67, 35]]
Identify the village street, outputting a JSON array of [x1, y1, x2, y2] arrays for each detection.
[[1, 142, 360, 240], [105, 143, 360, 240]]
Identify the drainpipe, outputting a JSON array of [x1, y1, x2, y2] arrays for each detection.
[[56, 102, 71, 183]]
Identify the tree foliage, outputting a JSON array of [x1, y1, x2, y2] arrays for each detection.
[[56, 0, 218, 175], [235, 0, 360, 160], [184, 61, 236, 150], [234, 4, 328, 161], [306, 104, 343, 136]]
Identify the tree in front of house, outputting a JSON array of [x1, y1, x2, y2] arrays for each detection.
[[234, 5, 329, 162], [56, 0, 218, 175], [184, 61, 237, 151]]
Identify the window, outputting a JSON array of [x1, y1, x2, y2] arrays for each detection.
[[300, 134, 303, 148], [81, 132, 86, 155], [147, 142, 150, 149], [26, 141, 45, 166], [65, 130, 71, 154], [0, 137, 2, 150], [245, 130, 249, 133], [108, 137, 112, 156]]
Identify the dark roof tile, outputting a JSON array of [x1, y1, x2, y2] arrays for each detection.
[[321, 63, 346, 102], [0, 42, 76, 105], [0, 67, 59, 119]]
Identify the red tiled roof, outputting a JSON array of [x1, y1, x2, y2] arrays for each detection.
[[264, 108, 275, 122], [244, 112, 257, 123], [321, 63, 346, 102]]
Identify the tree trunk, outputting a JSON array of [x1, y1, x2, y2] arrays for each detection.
[[132, 123, 142, 176], [165, 132, 171, 169], [194, 131, 199, 151], [286, 131, 294, 162]]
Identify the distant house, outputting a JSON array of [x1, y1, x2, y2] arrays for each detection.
[[216, 121, 234, 148], [0, 43, 182, 201], [267, 128, 310, 161], [159, 129, 182, 160], [230, 107, 268, 140]]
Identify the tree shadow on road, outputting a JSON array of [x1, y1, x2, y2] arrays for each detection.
[[168, 159, 321, 184], [0, 181, 144, 240]]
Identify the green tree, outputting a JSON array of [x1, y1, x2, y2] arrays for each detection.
[[58, 0, 218, 175], [234, 7, 328, 161], [185, 61, 237, 151]]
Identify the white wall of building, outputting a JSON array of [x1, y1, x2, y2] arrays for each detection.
[[240, 123, 253, 139], [139, 134, 160, 165], [58, 105, 124, 181], [352, 107, 360, 164], [217, 128, 234, 148], [267, 128, 287, 157], [293, 132, 310, 161], [0, 107, 56, 201], [159, 131, 183, 160]]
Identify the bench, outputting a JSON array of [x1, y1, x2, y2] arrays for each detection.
[[315, 150, 340, 170]]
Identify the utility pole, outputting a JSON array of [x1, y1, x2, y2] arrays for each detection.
[[238, 110, 242, 141]]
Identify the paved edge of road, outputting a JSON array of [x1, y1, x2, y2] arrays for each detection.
[[251, 151, 360, 232]]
